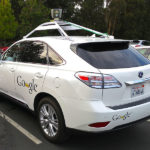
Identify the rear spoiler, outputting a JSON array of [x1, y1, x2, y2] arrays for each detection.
[[71, 41, 130, 53]]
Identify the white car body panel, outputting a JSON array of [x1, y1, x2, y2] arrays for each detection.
[[62, 99, 150, 131], [101, 65, 150, 106], [0, 61, 17, 97], [135, 46, 150, 49], [15, 63, 49, 107]]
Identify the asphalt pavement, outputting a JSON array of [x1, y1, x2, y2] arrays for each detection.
[[0, 95, 150, 150]]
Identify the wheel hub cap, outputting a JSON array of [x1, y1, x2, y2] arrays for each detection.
[[39, 104, 58, 137]]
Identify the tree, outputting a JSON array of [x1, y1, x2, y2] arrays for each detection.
[[117, 0, 147, 40], [73, 0, 106, 33], [19, 0, 50, 38], [0, 0, 18, 42], [105, 0, 126, 35], [140, 0, 150, 40], [10, 0, 24, 22]]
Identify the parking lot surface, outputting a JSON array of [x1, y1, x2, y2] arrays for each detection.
[[0, 95, 150, 150]]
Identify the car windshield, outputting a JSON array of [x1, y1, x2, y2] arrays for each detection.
[[74, 42, 150, 69], [28, 29, 62, 37]]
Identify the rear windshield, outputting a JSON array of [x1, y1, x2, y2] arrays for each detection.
[[75, 42, 150, 69]]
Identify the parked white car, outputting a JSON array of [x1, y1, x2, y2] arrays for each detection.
[[130, 40, 150, 48], [1, 20, 150, 143]]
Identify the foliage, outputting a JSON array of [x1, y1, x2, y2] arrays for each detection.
[[105, 0, 126, 35], [19, 0, 50, 38], [117, 0, 148, 40], [0, 0, 18, 42], [10, 0, 23, 21], [1, 0, 150, 44], [73, 0, 106, 33]]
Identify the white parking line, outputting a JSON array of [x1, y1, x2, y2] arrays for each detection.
[[147, 119, 150, 122], [0, 111, 42, 145]]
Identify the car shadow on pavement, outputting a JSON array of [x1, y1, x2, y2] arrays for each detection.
[[60, 123, 150, 150]]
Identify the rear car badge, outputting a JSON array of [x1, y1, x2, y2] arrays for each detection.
[[138, 72, 143, 78]]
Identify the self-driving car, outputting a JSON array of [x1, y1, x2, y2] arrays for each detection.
[[1, 18, 150, 143]]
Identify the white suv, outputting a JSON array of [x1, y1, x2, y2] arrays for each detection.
[[1, 21, 150, 143]]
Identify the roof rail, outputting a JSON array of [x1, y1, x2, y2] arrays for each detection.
[[23, 20, 114, 39]]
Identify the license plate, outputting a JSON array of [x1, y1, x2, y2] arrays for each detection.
[[131, 84, 144, 98]]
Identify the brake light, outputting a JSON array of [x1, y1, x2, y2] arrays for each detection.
[[75, 72, 121, 89], [79, 76, 89, 81], [135, 45, 140, 47]]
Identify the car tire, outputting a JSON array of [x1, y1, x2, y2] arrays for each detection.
[[37, 96, 69, 143]]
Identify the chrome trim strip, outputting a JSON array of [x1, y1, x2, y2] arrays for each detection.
[[125, 77, 150, 86]]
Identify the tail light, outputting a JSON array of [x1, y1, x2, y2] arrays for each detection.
[[89, 122, 110, 128], [135, 45, 140, 47], [75, 72, 121, 89], [103, 74, 122, 88]]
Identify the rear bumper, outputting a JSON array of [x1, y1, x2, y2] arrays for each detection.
[[63, 98, 150, 132], [113, 115, 150, 130]]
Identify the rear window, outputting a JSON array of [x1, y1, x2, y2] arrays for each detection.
[[75, 42, 150, 69], [142, 40, 150, 46]]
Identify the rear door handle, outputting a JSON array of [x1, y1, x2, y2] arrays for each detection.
[[9, 68, 15, 72], [35, 72, 43, 78], [125, 77, 150, 86]]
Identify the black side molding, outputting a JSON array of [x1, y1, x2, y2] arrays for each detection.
[[0, 92, 29, 109], [108, 97, 150, 110]]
